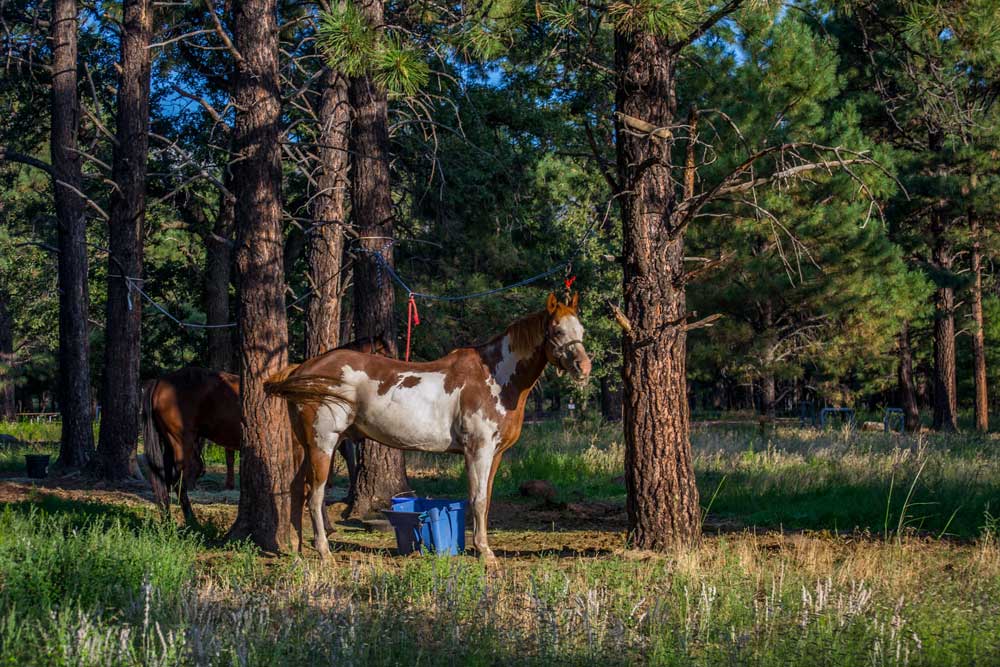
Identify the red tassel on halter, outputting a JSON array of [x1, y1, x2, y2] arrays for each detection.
[[405, 293, 420, 362]]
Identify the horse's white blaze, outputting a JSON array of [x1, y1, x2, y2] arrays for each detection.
[[561, 314, 584, 341], [342, 366, 461, 452]]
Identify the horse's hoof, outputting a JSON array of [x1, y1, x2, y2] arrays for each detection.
[[479, 549, 499, 569]]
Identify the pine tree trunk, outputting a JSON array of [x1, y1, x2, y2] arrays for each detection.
[[600, 375, 622, 422], [226, 0, 296, 551], [339, 279, 354, 343], [51, 0, 93, 468], [305, 67, 349, 358], [760, 374, 776, 419], [0, 293, 14, 420], [205, 182, 235, 371], [616, 29, 700, 550], [931, 215, 959, 432], [897, 320, 920, 432], [94, 0, 152, 481], [760, 300, 777, 418], [346, 0, 409, 519], [970, 210, 988, 432]]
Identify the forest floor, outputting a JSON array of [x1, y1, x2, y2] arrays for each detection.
[[0, 419, 998, 665]]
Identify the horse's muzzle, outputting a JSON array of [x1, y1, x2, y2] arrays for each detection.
[[569, 349, 592, 383]]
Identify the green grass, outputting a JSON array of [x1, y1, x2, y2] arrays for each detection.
[[0, 419, 64, 443], [1, 420, 999, 664]]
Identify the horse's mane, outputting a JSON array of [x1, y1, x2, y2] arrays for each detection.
[[478, 309, 547, 357]]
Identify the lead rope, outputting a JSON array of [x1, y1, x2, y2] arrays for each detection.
[[405, 293, 420, 362], [564, 274, 577, 301]]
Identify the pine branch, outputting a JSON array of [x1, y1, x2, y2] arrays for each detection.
[[669, 0, 744, 55]]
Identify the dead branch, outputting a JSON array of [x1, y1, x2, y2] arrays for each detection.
[[684, 106, 698, 200], [679, 250, 735, 285], [171, 85, 229, 128], [203, 0, 245, 69], [684, 313, 724, 332], [0, 146, 54, 176], [615, 112, 673, 139], [606, 301, 632, 335]]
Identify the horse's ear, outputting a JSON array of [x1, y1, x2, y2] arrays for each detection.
[[546, 292, 558, 314], [570, 292, 579, 311]]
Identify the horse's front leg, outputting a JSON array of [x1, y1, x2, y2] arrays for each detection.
[[337, 439, 358, 504], [464, 444, 498, 567], [179, 437, 203, 525]]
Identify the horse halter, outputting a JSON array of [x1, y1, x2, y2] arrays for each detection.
[[545, 327, 586, 373]]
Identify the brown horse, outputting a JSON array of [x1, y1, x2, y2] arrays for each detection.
[[142, 336, 388, 522], [265, 293, 591, 563]]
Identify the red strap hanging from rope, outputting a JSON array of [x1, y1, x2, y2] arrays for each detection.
[[405, 293, 420, 362]]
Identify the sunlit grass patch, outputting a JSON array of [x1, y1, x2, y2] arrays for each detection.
[[0, 419, 64, 443]]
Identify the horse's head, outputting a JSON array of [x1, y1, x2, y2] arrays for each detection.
[[544, 292, 592, 382]]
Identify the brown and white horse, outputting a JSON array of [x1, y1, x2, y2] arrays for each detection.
[[265, 293, 591, 562], [142, 337, 388, 523]]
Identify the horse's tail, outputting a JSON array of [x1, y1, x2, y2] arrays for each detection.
[[141, 379, 173, 512], [264, 372, 350, 409], [266, 363, 300, 385]]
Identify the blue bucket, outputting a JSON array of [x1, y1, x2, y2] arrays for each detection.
[[382, 496, 466, 556]]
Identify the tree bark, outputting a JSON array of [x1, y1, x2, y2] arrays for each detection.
[[970, 210, 988, 432], [304, 67, 349, 358], [346, 0, 410, 519], [931, 214, 959, 432], [94, 0, 153, 481], [616, 29, 700, 550], [226, 0, 296, 551], [760, 374, 776, 419], [897, 320, 921, 432], [0, 293, 14, 420], [51, 0, 93, 468], [205, 181, 236, 371], [759, 300, 777, 418]]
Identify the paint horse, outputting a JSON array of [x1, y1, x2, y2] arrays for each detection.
[[265, 293, 591, 563], [142, 337, 388, 523]]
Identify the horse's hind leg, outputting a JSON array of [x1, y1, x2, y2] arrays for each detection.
[[309, 403, 352, 558], [307, 446, 335, 558], [224, 449, 236, 490]]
